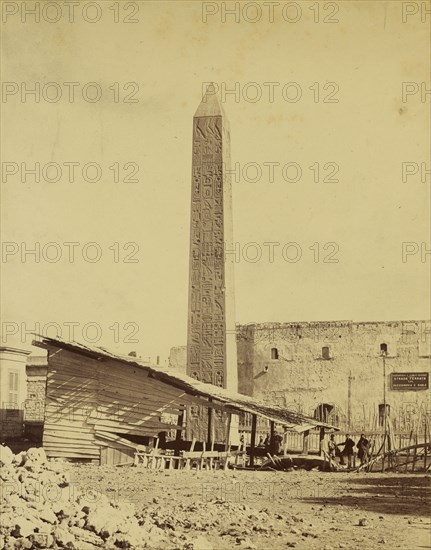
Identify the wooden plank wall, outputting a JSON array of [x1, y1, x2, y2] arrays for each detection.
[[100, 446, 135, 466], [43, 347, 211, 464], [91, 358, 191, 442], [43, 348, 99, 460]]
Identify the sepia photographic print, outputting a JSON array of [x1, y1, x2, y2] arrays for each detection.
[[1, 1, 430, 549]]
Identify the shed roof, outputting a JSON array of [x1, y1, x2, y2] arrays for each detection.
[[33, 335, 338, 432]]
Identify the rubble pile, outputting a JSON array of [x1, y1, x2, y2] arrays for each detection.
[[1, 446, 277, 549], [0, 445, 169, 549]]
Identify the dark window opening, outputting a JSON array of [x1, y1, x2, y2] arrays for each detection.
[[271, 348, 279, 360], [322, 346, 330, 360], [314, 403, 334, 423], [378, 403, 390, 426], [380, 343, 388, 354]]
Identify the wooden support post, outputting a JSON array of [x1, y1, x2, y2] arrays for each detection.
[[207, 399, 213, 449], [176, 409, 184, 442], [412, 433, 418, 472], [270, 420, 275, 454], [319, 427, 325, 456], [302, 430, 310, 455], [283, 430, 288, 456], [223, 413, 232, 470], [249, 414, 257, 467], [225, 412, 232, 451], [405, 430, 412, 473]]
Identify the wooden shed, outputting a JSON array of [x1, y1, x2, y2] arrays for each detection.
[[34, 336, 336, 465]]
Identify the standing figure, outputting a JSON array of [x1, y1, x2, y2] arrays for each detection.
[[263, 433, 270, 452], [356, 434, 370, 466], [328, 434, 338, 461], [338, 434, 355, 468], [272, 431, 283, 455]]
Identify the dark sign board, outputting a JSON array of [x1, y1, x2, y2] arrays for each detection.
[[391, 372, 429, 390]]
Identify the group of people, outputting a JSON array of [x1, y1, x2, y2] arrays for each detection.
[[240, 431, 371, 467], [239, 432, 283, 455], [328, 433, 370, 468]]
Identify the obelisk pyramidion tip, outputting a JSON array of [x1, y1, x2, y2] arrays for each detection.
[[194, 83, 226, 118]]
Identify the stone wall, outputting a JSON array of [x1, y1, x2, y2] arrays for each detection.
[[25, 376, 46, 422], [168, 346, 187, 374], [171, 320, 431, 432]]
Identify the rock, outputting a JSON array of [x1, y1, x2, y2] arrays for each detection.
[[0, 446, 13, 467], [25, 448, 47, 465], [358, 518, 368, 527], [11, 518, 36, 538], [12, 538, 32, 549], [31, 533, 54, 548], [53, 526, 76, 548], [301, 531, 318, 538], [12, 452, 26, 467], [39, 506, 58, 524]]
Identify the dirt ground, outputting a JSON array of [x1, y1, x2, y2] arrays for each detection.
[[69, 465, 431, 550]]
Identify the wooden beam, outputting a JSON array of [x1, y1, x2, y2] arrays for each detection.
[[225, 412, 232, 452], [302, 430, 310, 455], [249, 414, 257, 467], [270, 420, 275, 454], [176, 409, 184, 442], [319, 427, 325, 456], [207, 398, 213, 448]]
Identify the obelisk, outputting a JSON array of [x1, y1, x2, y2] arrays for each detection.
[[186, 84, 238, 443]]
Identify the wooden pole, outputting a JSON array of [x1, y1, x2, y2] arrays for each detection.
[[413, 408, 422, 473], [176, 409, 184, 443], [319, 427, 325, 456], [207, 399, 213, 449], [270, 420, 275, 454], [249, 414, 257, 467], [225, 412, 232, 452], [412, 433, 418, 472], [302, 430, 310, 455], [348, 372, 352, 431], [405, 430, 412, 473], [381, 352, 387, 472]]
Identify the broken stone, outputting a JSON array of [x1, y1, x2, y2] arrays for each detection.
[[11, 517, 36, 538], [53, 526, 76, 548], [0, 446, 13, 467]]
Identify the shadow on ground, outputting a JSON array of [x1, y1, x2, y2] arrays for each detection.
[[305, 474, 431, 517]]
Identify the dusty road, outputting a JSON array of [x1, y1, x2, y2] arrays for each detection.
[[70, 465, 431, 550]]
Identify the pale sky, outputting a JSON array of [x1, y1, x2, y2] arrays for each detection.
[[1, 1, 430, 361]]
